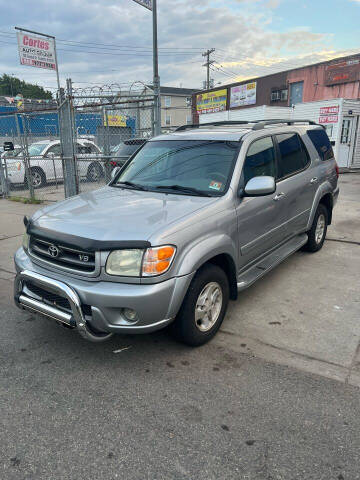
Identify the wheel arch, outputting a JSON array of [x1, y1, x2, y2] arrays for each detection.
[[307, 183, 334, 230]]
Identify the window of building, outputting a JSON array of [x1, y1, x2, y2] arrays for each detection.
[[307, 129, 334, 161], [276, 133, 309, 179], [243, 136, 276, 184], [186, 115, 192, 125], [165, 114, 171, 126], [325, 124, 333, 138], [289, 81, 304, 105], [186, 96, 192, 107], [340, 119, 351, 144], [270, 88, 288, 102], [164, 96, 171, 107]]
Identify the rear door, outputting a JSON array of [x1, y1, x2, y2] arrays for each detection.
[[235, 135, 287, 268], [274, 132, 314, 237]]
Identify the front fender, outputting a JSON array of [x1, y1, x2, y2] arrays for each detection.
[[306, 181, 334, 230], [175, 233, 237, 277]]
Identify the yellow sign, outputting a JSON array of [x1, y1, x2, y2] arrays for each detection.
[[196, 89, 227, 115], [104, 115, 127, 127]]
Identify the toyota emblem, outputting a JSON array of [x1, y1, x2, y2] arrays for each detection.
[[48, 244, 59, 258]]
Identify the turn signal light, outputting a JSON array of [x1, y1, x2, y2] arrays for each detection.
[[142, 245, 176, 276]]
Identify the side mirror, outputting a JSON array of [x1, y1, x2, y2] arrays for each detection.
[[3, 141, 14, 152], [244, 176, 276, 196], [46, 152, 55, 159], [111, 166, 121, 180]]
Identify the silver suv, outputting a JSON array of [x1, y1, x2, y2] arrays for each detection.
[[14, 120, 339, 346]]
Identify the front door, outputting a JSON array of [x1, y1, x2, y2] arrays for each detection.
[[235, 135, 286, 271], [338, 117, 355, 168]]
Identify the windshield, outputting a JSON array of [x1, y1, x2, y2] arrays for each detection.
[[113, 140, 239, 196], [28, 143, 48, 156], [115, 142, 143, 157]]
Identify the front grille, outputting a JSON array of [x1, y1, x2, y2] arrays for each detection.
[[24, 282, 72, 313], [29, 236, 96, 273]]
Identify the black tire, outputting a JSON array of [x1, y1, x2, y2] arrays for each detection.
[[171, 263, 229, 346], [303, 204, 328, 253], [27, 167, 46, 189], [87, 162, 104, 182]]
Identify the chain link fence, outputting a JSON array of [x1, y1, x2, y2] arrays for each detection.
[[0, 81, 155, 202]]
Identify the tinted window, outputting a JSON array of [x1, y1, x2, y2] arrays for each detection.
[[115, 143, 142, 157], [243, 136, 276, 184], [307, 129, 334, 161], [276, 133, 309, 179]]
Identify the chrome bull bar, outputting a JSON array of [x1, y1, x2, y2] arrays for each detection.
[[14, 270, 112, 342]]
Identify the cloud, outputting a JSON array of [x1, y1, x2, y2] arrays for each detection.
[[0, 0, 350, 92]]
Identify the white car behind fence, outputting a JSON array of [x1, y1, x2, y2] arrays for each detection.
[[2, 139, 103, 189]]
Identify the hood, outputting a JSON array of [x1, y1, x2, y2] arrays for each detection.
[[30, 186, 216, 245]]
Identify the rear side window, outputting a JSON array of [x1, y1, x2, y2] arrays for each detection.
[[243, 136, 276, 184], [276, 133, 309, 179], [307, 129, 334, 161]]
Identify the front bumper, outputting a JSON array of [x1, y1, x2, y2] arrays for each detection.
[[14, 248, 194, 341]]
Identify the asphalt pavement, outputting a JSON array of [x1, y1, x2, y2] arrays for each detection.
[[0, 174, 359, 479]]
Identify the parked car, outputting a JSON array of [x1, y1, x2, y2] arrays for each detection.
[[110, 138, 146, 168], [14, 120, 339, 346], [2, 139, 102, 188]]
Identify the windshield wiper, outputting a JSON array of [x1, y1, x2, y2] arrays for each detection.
[[115, 181, 147, 191], [155, 184, 212, 197]]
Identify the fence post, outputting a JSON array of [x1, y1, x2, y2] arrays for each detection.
[[15, 113, 35, 201], [0, 158, 9, 197], [59, 79, 78, 198], [103, 107, 112, 183]]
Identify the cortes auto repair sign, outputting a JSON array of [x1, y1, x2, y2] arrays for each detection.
[[104, 115, 127, 127], [196, 89, 227, 115], [17, 32, 56, 70]]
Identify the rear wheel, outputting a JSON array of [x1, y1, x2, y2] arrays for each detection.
[[87, 162, 104, 182], [303, 204, 328, 252], [27, 167, 46, 189], [171, 264, 229, 346]]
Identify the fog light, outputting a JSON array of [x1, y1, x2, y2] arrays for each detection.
[[123, 308, 138, 322]]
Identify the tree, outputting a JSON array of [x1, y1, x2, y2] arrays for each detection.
[[0, 74, 53, 99]]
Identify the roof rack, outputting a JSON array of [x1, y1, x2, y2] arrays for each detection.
[[175, 119, 324, 132], [175, 121, 250, 131], [251, 119, 321, 130]]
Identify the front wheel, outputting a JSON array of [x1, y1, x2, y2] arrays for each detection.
[[303, 204, 328, 252], [171, 264, 229, 346]]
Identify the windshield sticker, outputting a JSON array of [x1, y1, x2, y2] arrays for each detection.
[[209, 181, 222, 191]]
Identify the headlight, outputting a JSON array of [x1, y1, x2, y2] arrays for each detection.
[[22, 232, 30, 250], [105, 245, 176, 277], [106, 249, 144, 276]]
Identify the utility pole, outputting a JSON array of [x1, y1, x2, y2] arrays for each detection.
[[202, 48, 215, 90]]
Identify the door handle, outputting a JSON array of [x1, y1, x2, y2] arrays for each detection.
[[310, 177, 318, 184], [273, 192, 285, 201]]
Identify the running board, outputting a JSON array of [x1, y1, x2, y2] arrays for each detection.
[[237, 234, 308, 291]]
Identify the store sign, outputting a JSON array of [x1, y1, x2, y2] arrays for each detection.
[[17, 31, 56, 70], [230, 82, 257, 108], [319, 105, 339, 124], [132, 0, 152, 10], [196, 89, 227, 115], [104, 115, 127, 127], [319, 115, 338, 124], [325, 59, 360, 86]]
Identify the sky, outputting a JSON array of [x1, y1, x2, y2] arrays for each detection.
[[0, 0, 359, 94]]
